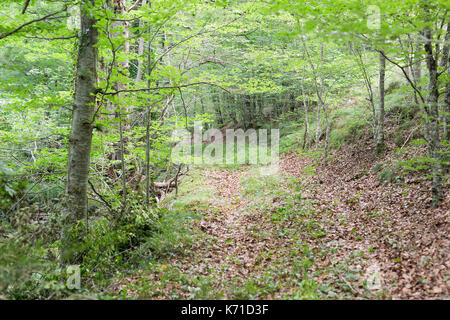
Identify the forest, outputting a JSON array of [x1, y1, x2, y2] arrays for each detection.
[[0, 0, 448, 300]]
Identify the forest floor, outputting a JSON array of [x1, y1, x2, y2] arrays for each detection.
[[112, 141, 449, 300]]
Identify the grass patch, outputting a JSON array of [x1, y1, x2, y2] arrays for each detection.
[[165, 169, 216, 211], [240, 166, 285, 200], [329, 105, 367, 149]]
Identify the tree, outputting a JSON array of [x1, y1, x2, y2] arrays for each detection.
[[376, 52, 385, 154], [423, 15, 442, 207], [61, 0, 98, 264]]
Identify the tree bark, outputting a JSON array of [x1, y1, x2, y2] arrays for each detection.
[[442, 23, 450, 141], [301, 65, 309, 150], [445, 61, 450, 141], [61, 0, 98, 264], [424, 27, 443, 207], [315, 43, 324, 147], [352, 44, 376, 141], [135, 0, 147, 83], [376, 52, 385, 154]]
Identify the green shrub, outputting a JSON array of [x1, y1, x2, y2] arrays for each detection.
[[0, 162, 27, 218], [329, 106, 366, 149], [379, 164, 402, 184], [372, 162, 384, 173], [0, 237, 73, 299], [134, 210, 201, 261], [394, 134, 405, 147]]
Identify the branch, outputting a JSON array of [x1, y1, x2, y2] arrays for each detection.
[[24, 34, 77, 41], [98, 81, 230, 96], [377, 50, 426, 104], [0, 8, 67, 40], [178, 87, 188, 128], [21, 0, 31, 14], [148, 12, 246, 75], [127, 0, 143, 12], [5, 176, 44, 217], [88, 180, 117, 215], [301, 37, 325, 105]]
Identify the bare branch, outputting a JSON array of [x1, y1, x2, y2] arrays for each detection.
[[377, 49, 426, 104], [127, 0, 143, 12]]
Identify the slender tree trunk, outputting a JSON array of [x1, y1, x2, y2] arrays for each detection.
[[214, 94, 224, 126], [145, 107, 151, 206], [424, 27, 443, 207], [324, 105, 330, 164], [443, 23, 450, 140], [410, 35, 422, 106], [118, 109, 127, 215], [136, 0, 147, 83], [258, 94, 264, 118], [61, 0, 98, 264], [302, 39, 324, 148], [315, 102, 321, 146], [144, 1, 153, 206], [352, 44, 376, 141], [315, 43, 325, 148], [445, 63, 449, 141], [376, 52, 386, 154], [242, 95, 250, 129], [301, 66, 309, 150]]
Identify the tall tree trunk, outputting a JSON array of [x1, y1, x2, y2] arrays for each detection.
[[445, 68, 449, 141], [376, 52, 386, 154], [410, 34, 422, 106], [315, 108, 321, 146], [302, 39, 324, 148], [443, 23, 450, 141], [352, 44, 376, 141], [136, 0, 147, 83], [424, 27, 443, 207], [61, 0, 98, 264], [144, 0, 153, 206], [315, 43, 324, 147]]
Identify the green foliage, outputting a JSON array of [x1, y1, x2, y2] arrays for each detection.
[[385, 85, 419, 122], [0, 162, 27, 217], [166, 169, 216, 210], [241, 168, 284, 200], [132, 210, 201, 262], [379, 164, 402, 184], [0, 236, 74, 299], [0, 0, 448, 300], [329, 105, 366, 149]]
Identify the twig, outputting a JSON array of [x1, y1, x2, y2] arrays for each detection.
[[400, 126, 420, 149], [88, 180, 117, 215], [5, 176, 44, 217]]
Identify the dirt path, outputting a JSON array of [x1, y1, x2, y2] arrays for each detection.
[[194, 169, 256, 282], [171, 167, 288, 298], [115, 165, 296, 299], [114, 153, 449, 299]]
